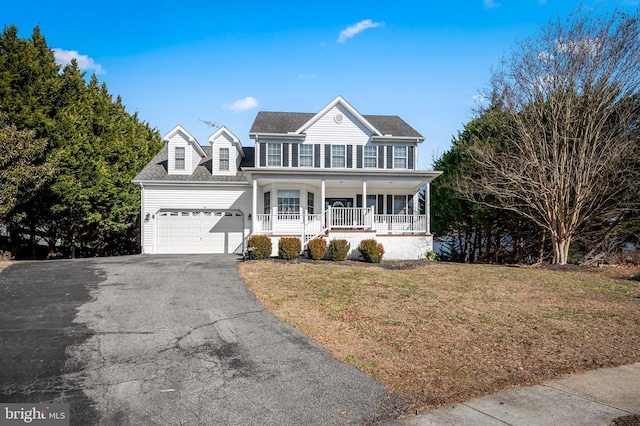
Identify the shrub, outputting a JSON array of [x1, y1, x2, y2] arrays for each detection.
[[424, 250, 436, 261], [329, 239, 350, 261], [247, 235, 272, 260], [358, 239, 384, 263], [279, 237, 302, 260], [307, 238, 327, 260]]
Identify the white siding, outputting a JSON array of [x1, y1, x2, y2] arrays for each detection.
[[167, 130, 204, 175], [190, 144, 201, 172], [211, 132, 239, 176], [305, 105, 372, 147], [140, 185, 251, 254]]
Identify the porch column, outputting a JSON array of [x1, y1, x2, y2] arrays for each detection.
[[361, 180, 367, 205], [252, 178, 257, 234], [321, 179, 326, 229], [425, 181, 431, 234], [361, 180, 368, 227]]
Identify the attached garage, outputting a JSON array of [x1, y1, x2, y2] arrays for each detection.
[[156, 210, 244, 254]]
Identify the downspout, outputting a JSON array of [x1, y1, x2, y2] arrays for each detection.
[[140, 183, 145, 254]]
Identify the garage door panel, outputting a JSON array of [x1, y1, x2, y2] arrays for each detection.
[[157, 210, 243, 254]]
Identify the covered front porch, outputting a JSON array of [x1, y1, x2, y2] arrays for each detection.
[[246, 169, 438, 244]]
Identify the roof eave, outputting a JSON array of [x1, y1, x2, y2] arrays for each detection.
[[371, 136, 424, 144], [249, 132, 307, 141]]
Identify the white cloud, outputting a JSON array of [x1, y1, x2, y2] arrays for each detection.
[[337, 19, 382, 43], [483, 0, 500, 9], [53, 48, 105, 74], [225, 96, 259, 112], [297, 73, 316, 79]]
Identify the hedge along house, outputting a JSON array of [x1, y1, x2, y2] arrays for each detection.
[[133, 96, 441, 259]]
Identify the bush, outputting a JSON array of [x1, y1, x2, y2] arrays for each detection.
[[247, 235, 272, 259], [358, 239, 384, 263], [307, 238, 327, 260], [329, 239, 350, 261], [424, 250, 436, 261], [278, 237, 302, 260]]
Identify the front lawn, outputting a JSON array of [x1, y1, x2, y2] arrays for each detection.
[[238, 261, 640, 412]]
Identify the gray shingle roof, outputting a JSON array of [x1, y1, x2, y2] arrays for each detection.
[[133, 145, 254, 183], [250, 111, 422, 138]]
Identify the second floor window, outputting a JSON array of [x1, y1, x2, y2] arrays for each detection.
[[332, 145, 346, 168], [299, 145, 313, 167], [364, 145, 377, 168], [394, 146, 407, 169], [267, 143, 281, 167], [219, 148, 229, 171], [175, 147, 185, 170]]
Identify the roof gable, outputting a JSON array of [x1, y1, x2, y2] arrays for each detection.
[[208, 126, 245, 158], [248, 97, 424, 140], [295, 96, 381, 136], [163, 124, 206, 158]]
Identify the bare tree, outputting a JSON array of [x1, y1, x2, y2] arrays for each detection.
[[457, 8, 640, 265]]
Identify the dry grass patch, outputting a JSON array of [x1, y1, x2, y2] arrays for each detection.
[[239, 261, 640, 411]]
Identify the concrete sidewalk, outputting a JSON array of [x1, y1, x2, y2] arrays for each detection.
[[386, 362, 640, 426]]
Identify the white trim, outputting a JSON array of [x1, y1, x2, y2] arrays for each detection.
[[163, 124, 206, 157], [295, 96, 382, 136], [208, 126, 245, 158]]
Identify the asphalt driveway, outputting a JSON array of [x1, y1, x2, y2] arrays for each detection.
[[0, 255, 401, 425]]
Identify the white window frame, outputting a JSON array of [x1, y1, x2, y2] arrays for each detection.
[[394, 146, 407, 169], [277, 190, 300, 217], [175, 147, 185, 170], [299, 145, 313, 167], [267, 143, 282, 167], [219, 147, 229, 171], [364, 145, 377, 168], [332, 145, 346, 168]]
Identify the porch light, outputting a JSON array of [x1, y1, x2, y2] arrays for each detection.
[[145, 213, 151, 221]]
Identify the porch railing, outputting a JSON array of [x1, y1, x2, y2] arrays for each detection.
[[255, 207, 426, 236]]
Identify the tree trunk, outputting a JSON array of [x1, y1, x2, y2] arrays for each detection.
[[551, 235, 571, 265]]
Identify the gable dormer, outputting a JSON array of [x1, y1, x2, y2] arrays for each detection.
[[163, 125, 206, 175], [208, 126, 244, 176]]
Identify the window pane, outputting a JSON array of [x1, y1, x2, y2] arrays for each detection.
[[332, 145, 345, 168], [394, 146, 407, 169], [175, 147, 185, 170], [278, 190, 300, 214], [307, 192, 314, 214], [364, 145, 377, 168], [264, 191, 270, 214], [366, 194, 377, 208], [267, 143, 281, 167], [300, 145, 313, 167], [219, 148, 229, 171], [394, 195, 406, 214]]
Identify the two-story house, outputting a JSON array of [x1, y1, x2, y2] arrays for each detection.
[[133, 96, 441, 259]]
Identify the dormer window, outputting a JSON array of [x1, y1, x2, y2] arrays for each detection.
[[219, 148, 229, 171], [175, 147, 185, 170]]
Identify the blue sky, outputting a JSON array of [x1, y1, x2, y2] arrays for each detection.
[[4, 0, 637, 168]]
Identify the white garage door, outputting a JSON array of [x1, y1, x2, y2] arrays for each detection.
[[156, 210, 244, 254]]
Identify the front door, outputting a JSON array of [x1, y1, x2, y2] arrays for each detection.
[[325, 198, 353, 228]]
